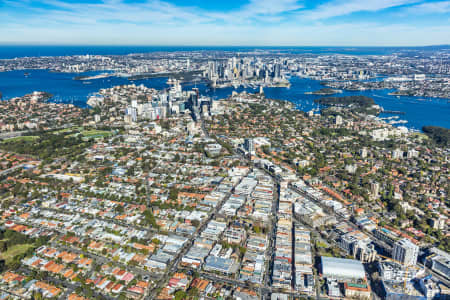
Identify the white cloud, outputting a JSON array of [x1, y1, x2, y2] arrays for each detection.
[[406, 1, 450, 14], [300, 0, 421, 20], [206, 0, 303, 24], [0, 0, 449, 45], [17, 0, 303, 27], [2, 17, 449, 46], [21, 0, 215, 25], [241, 0, 302, 15]]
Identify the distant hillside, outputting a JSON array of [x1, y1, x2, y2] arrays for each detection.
[[314, 95, 375, 107], [306, 88, 341, 96], [422, 126, 450, 147]]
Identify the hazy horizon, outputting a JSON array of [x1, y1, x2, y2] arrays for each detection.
[[1, 0, 450, 46], [0, 44, 449, 48]]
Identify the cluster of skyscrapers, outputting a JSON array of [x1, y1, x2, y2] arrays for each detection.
[[204, 57, 289, 88]]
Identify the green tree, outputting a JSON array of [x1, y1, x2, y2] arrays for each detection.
[[174, 290, 187, 300], [169, 187, 179, 201]]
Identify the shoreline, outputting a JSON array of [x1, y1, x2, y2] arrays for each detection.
[[1, 69, 449, 130]]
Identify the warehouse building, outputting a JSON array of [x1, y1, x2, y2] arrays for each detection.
[[321, 256, 366, 281]]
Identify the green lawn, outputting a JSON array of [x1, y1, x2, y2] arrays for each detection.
[[81, 130, 113, 138], [65, 129, 113, 139], [0, 243, 34, 264], [411, 132, 429, 139], [2, 136, 39, 143], [53, 126, 83, 134], [316, 241, 329, 248]]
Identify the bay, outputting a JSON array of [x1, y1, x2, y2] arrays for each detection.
[[0, 69, 449, 130]]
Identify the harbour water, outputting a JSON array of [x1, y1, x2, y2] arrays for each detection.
[[0, 69, 449, 130]]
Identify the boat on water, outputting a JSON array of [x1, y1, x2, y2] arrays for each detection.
[[24, 72, 30, 77], [389, 119, 408, 124], [83, 81, 92, 85]]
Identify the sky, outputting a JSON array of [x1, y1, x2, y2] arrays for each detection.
[[0, 0, 450, 46]]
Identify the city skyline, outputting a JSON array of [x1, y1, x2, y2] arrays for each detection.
[[1, 0, 450, 46]]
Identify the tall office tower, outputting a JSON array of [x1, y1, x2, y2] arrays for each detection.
[[218, 65, 225, 78], [274, 63, 281, 79], [370, 182, 379, 199], [392, 238, 419, 266], [244, 138, 255, 155], [207, 61, 216, 79], [359, 147, 368, 158], [407, 149, 419, 159], [392, 149, 404, 159], [335, 115, 343, 126], [159, 92, 168, 103], [191, 88, 199, 108], [125, 107, 137, 122]]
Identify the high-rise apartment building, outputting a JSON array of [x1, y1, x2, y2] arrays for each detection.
[[392, 238, 419, 266]]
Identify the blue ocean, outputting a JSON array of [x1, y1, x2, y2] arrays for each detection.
[[0, 46, 449, 130], [0, 45, 431, 59]]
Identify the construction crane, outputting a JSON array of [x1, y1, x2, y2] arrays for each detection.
[[377, 254, 420, 292]]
